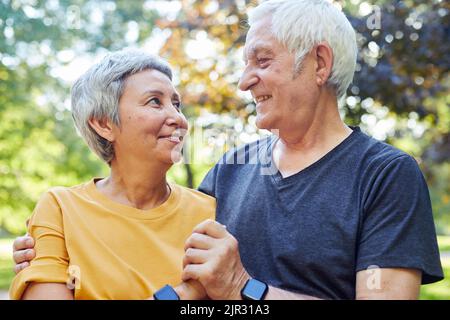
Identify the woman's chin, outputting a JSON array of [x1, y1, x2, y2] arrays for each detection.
[[168, 150, 183, 164]]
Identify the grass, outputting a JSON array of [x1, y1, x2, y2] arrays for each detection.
[[420, 258, 450, 300], [419, 235, 450, 300], [0, 257, 13, 291], [0, 238, 14, 292], [0, 236, 449, 298], [437, 235, 450, 252]]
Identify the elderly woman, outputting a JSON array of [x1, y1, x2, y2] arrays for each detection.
[[9, 49, 215, 300]]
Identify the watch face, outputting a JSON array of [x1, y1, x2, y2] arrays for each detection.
[[242, 279, 268, 300], [154, 285, 180, 300]]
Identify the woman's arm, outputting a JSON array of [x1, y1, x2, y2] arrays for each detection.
[[22, 283, 74, 300]]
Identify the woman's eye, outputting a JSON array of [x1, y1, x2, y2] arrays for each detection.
[[173, 101, 182, 110], [146, 98, 161, 106]]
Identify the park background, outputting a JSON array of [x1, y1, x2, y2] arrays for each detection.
[[0, 0, 448, 299]]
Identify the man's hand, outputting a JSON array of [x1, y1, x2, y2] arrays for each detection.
[[12, 234, 35, 274], [182, 219, 250, 300]]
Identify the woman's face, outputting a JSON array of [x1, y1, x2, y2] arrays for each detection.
[[112, 69, 188, 165]]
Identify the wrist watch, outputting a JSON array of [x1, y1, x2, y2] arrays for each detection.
[[241, 278, 268, 300], [153, 284, 180, 300]]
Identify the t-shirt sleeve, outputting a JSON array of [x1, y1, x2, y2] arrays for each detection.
[[9, 190, 70, 299], [198, 162, 220, 198], [356, 155, 444, 284]]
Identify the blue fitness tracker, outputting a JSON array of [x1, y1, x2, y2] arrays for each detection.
[[153, 284, 180, 300], [241, 278, 268, 300]]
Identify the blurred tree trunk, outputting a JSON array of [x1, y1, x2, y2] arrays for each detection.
[[184, 163, 194, 188]]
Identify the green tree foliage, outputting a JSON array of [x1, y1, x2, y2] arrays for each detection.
[[157, 0, 449, 230], [0, 0, 159, 233], [0, 0, 448, 235]]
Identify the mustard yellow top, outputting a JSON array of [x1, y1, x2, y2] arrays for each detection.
[[9, 179, 216, 300]]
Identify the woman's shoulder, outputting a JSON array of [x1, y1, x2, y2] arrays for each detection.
[[33, 180, 95, 218], [44, 179, 94, 199], [30, 180, 96, 230], [172, 183, 216, 210]]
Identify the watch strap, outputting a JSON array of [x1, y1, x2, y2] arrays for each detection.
[[153, 284, 180, 300]]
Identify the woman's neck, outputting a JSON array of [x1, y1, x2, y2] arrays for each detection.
[[97, 159, 171, 210]]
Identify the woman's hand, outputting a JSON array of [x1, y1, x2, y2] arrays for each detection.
[[173, 279, 208, 300]]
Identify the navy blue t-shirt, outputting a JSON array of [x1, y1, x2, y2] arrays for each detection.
[[198, 127, 443, 299]]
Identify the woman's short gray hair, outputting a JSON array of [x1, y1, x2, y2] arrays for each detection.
[[71, 49, 173, 164], [248, 0, 357, 98]]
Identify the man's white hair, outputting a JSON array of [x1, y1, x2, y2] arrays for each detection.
[[248, 0, 357, 98], [71, 49, 172, 164]]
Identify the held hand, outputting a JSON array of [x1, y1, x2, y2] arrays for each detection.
[[182, 219, 250, 300], [12, 234, 35, 274], [173, 279, 208, 300]]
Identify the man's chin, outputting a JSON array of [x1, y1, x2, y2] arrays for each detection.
[[255, 116, 275, 131]]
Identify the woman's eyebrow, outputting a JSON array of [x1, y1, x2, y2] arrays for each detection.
[[141, 89, 164, 98], [140, 90, 181, 102]]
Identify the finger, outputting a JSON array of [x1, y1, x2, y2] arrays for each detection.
[[13, 236, 34, 251], [14, 262, 30, 275], [182, 264, 205, 282], [192, 219, 228, 239], [182, 248, 209, 269], [13, 249, 36, 264], [184, 232, 216, 251]]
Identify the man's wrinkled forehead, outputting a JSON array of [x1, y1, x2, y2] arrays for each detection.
[[242, 42, 275, 63], [242, 17, 276, 62]]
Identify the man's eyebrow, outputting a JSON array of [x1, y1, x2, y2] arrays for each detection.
[[243, 45, 275, 61]]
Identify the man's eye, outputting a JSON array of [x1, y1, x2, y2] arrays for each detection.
[[257, 58, 270, 67]]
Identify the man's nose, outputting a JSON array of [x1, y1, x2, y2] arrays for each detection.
[[238, 66, 258, 91]]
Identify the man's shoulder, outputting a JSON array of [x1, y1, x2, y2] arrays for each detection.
[[350, 130, 423, 186], [353, 129, 414, 169], [219, 135, 274, 165]]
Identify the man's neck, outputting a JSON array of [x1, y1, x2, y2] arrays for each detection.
[[273, 96, 352, 178]]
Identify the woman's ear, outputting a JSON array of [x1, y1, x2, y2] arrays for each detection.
[[315, 42, 333, 87], [88, 118, 115, 142]]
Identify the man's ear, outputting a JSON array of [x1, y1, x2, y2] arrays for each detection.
[[315, 42, 334, 87], [88, 117, 115, 142]]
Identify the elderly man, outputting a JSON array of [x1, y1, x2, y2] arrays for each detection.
[[13, 0, 442, 299], [180, 0, 443, 300]]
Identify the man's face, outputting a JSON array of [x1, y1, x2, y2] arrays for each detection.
[[238, 17, 320, 135]]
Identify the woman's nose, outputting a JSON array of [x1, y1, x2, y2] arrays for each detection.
[[165, 105, 186, 127]]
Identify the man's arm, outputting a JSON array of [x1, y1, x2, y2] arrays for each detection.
[[12, 235, 35, 274], [181, 219, 322, 300], [22, 283, 74, 300], [356, 268, 421, 299], [182, 219, 422, 300], [264, 268, 421, 300]]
